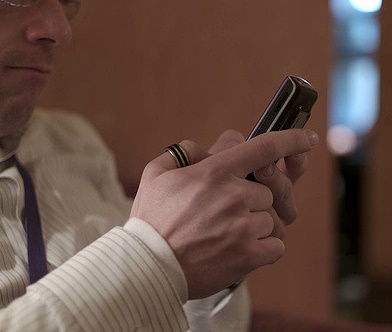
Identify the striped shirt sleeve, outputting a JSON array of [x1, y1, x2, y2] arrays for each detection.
[[0, 225, 189, 332], [0, 109, 250, 331]]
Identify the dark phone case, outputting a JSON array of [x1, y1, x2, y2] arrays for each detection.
[[247, 76, 318, 139], [246, 76, 318, 181]]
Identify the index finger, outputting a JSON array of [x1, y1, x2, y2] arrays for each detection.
[[207, 129, 319, 179]]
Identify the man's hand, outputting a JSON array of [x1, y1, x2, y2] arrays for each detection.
[[210, 129, 310, 239], [130, 129, 319, 299]]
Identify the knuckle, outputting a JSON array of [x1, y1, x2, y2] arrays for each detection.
[[259, 212, 274, 237], [292, 152, 308, 169], [200, 160, 225, 182], [143, 159, 158, 177], [249, 238, 285, 268], [287, 153, 308, 180], [218, 188, 251, 217], [202, 152, 234, 182], [284, 206, 298, 225], [255, 136, 278, 159], [267, 250, 284, 265], [234, 186, 252, 204], [219, 129, 245, 146], [266, 241, 285, 265], [230, 215, 249, 235], [272, 221, 286, 239]]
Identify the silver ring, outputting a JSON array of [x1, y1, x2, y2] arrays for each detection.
[[164, 143, 190, 168]]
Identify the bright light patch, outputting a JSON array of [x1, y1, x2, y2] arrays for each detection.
[[327, 125, 358, 156], [349, 0, 382, 12], [346, 57, 379, 135], [329, 57, 379, 136]]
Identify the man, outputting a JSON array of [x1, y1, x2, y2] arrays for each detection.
[[0, 0, 319, 331]]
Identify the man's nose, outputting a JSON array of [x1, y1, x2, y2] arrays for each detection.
[[25, 0, 73, 47]]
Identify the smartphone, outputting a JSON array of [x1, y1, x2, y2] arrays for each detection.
[[246, 75, 318, 181], [247, 75, 318, 139]]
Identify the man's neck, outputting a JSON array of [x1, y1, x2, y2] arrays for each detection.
[[0, 135, 21, 161]]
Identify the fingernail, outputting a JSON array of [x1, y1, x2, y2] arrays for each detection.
[[307, 130, 319, 147]]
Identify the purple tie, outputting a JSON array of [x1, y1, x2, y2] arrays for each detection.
[[13, 157, 48, 284]]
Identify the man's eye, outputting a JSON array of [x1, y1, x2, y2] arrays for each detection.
[[59, 0, 81, 20], [59, 0, 80, 6]]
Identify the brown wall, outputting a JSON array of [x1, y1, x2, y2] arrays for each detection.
[[39, 1, 334, 319]]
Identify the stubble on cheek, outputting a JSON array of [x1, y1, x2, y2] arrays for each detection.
[[0, 49, 53, 151], [0, 85, 39, 151], [0, 102, 34, 151]]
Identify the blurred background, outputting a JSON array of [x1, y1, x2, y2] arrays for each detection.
[[39, 0, 392, 326]]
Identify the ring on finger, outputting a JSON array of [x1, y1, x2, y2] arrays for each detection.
[[164, 143, 190, 168]]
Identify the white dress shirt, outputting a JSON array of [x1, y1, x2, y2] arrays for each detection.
[[0, 108, 250, 331]]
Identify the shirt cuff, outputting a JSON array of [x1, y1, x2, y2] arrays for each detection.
[[211, 281, 251, 331], [123, 217, 188, 304], [184, 282, 251, 332]]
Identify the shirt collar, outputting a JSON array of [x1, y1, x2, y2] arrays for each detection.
[[0, 149, 16, 163]]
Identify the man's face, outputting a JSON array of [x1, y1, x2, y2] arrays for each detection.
[[0, 0, 72, 144]]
